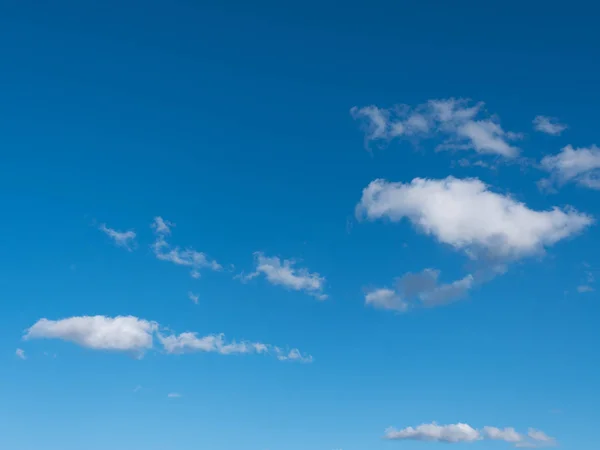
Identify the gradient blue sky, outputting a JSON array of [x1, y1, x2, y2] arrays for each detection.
[[1, 1, 599, 449]]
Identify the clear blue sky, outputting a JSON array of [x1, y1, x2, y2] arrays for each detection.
[[1, 1, 599, 449]]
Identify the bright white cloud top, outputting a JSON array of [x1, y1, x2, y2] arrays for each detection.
[[356, 176, 592, 260], [351, 98, 521, 157], [385, 422, 557, 447], [23, 315, 312, 363]]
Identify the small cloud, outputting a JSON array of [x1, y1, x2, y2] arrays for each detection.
[[99, 223, 136, 251], [238, 252, 327, 300], [533, 116, 567, 136], [577, 285, 594, 293], [539, 145, 600, 190], [133, 385, 142, 393], [15, 348, 26, 360], [151, 217, 221, 278], [188, 292, 199, 304], [167, 392, 181, 398]]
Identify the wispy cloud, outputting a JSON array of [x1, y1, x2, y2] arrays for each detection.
[[385, 422, 556, 448], [188, 292, 199, 304], [351, 98, 521, 158], [99, 223, 136, 251], [15, 348, 26, 360], [24, 315, 312, 363], [540, 145, 600, 190], [533, 116, 567, 136], [151, 217, 221, 278], [238, 252, 327, 300], [167, 392, 181, 398]]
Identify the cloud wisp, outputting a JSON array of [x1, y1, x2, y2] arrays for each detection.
[[99, 223, 136, 251], [23, 315, 312, 363], [351, 98, 521, 158], [539, 145, 600, 190], [385, 422, 557, 448], [533, 116, 567, 136], [151, 217, 221, 278], [238, 252, 327, 300]]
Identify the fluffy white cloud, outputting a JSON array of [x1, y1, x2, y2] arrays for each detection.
[[357, 176, 592, 260], [540, 145, 600, 190], [23, 315, 311, 363], [385, 423, 556, 447], [24, 316, 157, 353], [239, 252, 327, 300], [151, 216, 221, 277], [351, 98, 521, 157], [533, 116, 567, 136], [366, 269, 475, 312], [99, 224, 136, 251], [15, 348, 26, 360]]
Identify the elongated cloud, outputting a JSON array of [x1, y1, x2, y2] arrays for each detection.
[[357, 176, 592, 260], [239, 252, 327, 300], [99, 224, 136, 251], [151, 216, 221, 278], [533, 116, 567, 136], [23, 315, 311, 363], [385, 422, 556, 447], [366, 268, 475, 312], [540, 145, 600, 190], [351, 98, 521, 157]]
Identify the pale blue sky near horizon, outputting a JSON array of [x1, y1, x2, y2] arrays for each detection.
[[1, 1, 599, 449]]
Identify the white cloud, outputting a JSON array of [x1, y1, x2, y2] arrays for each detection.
[[151, 216, 221, 278], [167, 392, 181, 398], [356, 176, 592, 260], [385, 423, 556, 447], [483, 426, 523, 443], [24, 315, 313, 364], [99, 224, 136, 251], [533, 116, 567, 136], [15, 348, 26, 360], [540, 145, 600, 190], [24, 316, 157, 353], [577, 285, 594, 293], [273, 347, 313, 363], [366, 269, 475, 312], [385, 423, 480, 443], [188, 292, 199, 304], [351, 98, 521, 158], [151, 216, 174, 235], [239, 252, 327, 300], [158, 331, 312, 363]]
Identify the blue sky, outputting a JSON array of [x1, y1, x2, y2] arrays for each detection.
[[1, 1, 599, 449]]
